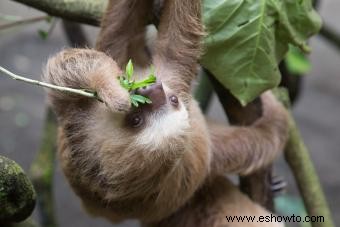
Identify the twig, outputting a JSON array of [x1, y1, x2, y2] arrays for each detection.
[[0, 66, 101, 101], [0, 15, 49, 30]]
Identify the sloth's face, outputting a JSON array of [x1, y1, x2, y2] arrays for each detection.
[[90, 80, 191, 153], [122, 82, 190, 148], [125, 82, 182, 127]]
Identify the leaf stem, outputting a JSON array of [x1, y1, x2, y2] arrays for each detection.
[[0, 66, 101, 101]]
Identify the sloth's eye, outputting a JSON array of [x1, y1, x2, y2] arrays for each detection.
[[169, 95, 179, 107], [130, 114, 143, 128]]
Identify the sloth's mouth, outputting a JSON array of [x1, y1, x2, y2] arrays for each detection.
[[136, 82, 167, 111]]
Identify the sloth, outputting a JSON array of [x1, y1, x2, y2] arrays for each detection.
[[43, 0, 289, 226]]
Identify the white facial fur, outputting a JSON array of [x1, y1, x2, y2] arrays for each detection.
[[134, 84, 190, 148], [135, 103, 189, 148]]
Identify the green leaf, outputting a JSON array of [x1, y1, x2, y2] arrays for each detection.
[[119, 76, 124, 85], [145, 98, 152, 104], [285, 45, 311, 75], [126, 59, 134, 81], [130, 75, 156, 90], [131, 94, 147, 103], [201, 0, 321, 105], [131, 94, 152, 105], [38, 29, 49, 40], [119, 76, 130, 90], [119, 62, 156, 107], [145, 74, 157, 83], [130, 97, 139, 107]]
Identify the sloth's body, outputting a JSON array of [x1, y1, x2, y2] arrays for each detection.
[[44, 0, 288, 226]]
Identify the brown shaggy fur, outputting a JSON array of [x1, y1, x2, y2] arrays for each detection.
[[43, 0, 288, 226]]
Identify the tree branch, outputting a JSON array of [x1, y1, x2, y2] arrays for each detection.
[[13, 0, 339, 56], [61, 20, 89, 47], [0, 66, 102, 101], [273, 88, 335, 227], [7, 218, 40, 227], [206, 69, 275, 211], [0, 156, 36, 224], [11, 0, 108, 26]]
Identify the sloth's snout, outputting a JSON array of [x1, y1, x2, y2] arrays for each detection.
[[136, 82, 166, 110]]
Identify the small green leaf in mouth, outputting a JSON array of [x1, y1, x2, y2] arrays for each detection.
[[118, 59, 157, 107]]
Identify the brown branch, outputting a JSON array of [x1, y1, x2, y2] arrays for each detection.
[[279, 61, 303, 104], [62, 20, 89, 47], [206, 69, 275, 211]]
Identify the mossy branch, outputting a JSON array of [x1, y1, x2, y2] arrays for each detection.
[[273, 88, 335, 227], [0, 156, 36, 224], [11, 0, 108, 26], [6, 218, 39, 227], [11, 0, 340, 55]]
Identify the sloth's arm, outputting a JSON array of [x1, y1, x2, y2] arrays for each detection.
[[154, 0, 204, 93], [43, 48, 130, 116], [96, 0, 154, 68], [208, 92, 289, 175]]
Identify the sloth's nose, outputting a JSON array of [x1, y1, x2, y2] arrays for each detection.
[[136, 82, 166, 110]]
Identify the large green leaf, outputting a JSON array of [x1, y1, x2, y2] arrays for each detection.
[[201, 0, 321, 105]]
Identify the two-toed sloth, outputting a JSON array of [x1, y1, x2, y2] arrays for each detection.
[[44, 0, 289, 226]]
